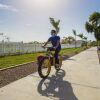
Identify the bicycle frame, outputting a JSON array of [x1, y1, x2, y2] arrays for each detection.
[[37, 47, 62, 78], [37, 47, 55, 66]]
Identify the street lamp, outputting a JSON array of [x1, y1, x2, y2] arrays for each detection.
[[0, 33, 4, 41], [0, 33, 4, 42]]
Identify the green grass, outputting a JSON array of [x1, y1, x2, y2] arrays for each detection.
[[0, 47, 85, 69], [60, 47, 83, 55]]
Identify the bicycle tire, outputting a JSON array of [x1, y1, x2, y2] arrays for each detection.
[[38, 58, 51, 78]]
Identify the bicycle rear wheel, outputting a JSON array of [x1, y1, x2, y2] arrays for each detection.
[[38, 58, 51, 78]]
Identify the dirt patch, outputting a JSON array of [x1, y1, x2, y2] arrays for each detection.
[[0, 62, 38, 88]]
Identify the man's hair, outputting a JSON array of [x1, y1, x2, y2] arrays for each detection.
[[51, 30, 56, 33]]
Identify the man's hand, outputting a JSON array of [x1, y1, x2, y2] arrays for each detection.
[[53, 47, 56, 50], [42, 40, 49, 49]]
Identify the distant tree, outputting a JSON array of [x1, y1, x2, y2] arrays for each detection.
[[33, 41, 39, 44], [85, 12, 100, 46], [65, 36, 75, 44], [61, 37, 66, 44], [49, 17, 60, 33]]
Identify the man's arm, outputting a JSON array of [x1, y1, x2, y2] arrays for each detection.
[[43, 40, 49, 48]]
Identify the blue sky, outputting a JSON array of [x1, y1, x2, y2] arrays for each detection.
[[0, 0, 100, 42]]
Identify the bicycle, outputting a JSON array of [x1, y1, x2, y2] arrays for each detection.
[[37, 47, 62, 79]]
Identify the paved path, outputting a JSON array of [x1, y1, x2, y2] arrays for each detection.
[[0, 47, 100, 100]]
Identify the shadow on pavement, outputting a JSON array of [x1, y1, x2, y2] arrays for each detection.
[[66, 58, 76, 61], [62, 55, 75, 61], [37, 69, 78, 100]]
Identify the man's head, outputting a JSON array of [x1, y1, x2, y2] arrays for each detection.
[[51, 30, 57, 36]]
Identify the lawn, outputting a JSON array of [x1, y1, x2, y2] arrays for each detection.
[[0, 47, 85, 69]]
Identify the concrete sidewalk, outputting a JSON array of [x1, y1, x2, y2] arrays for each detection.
[[0, 47, 100, 100]]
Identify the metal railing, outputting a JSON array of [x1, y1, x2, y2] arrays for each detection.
[[0, 41, 81, 56]]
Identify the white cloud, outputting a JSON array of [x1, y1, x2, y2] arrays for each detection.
[[0, 3, 18, 12]]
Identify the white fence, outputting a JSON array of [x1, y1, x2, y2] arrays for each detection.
[[0, 41, 82, 56]]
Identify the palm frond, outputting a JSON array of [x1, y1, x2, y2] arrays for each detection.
[[85, 22, 93, 33], [49, 17, 60, 33], [89, 12, 100, 24], [77, 33, 84, 39], [72, 29, 76, 36]]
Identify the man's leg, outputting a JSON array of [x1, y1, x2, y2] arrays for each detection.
[[54, 50, 60, 64]]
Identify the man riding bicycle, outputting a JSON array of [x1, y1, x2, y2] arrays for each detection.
[[42, 30, 61, 67]]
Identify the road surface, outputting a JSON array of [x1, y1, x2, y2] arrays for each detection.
[[0, 47, 100, 100]]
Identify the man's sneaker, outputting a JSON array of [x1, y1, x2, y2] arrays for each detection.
[[55, 64, 60, 71]]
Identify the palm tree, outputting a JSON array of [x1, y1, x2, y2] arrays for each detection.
[[77, 33, 84, 47], [85, 12, 100, 46], [83, 36, 88, 47], [72, 29, 77, 48], [49, 17, 60, 33]]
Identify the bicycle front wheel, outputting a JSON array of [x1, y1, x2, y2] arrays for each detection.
[[38, 58, 51, 78]]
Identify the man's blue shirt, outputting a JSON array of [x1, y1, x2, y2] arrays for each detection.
[[48, 36, 61, 50]]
